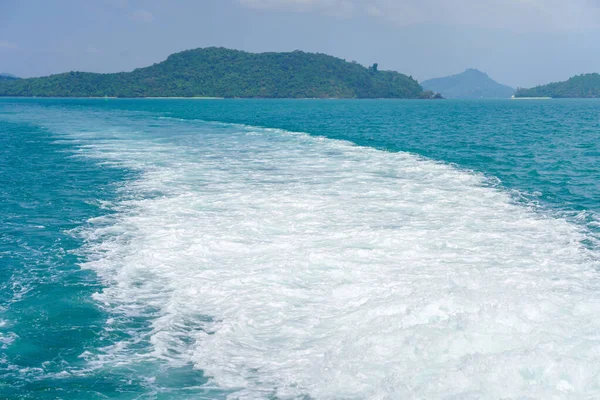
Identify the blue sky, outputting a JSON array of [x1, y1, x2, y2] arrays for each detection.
[[1, 0, 599, 87]]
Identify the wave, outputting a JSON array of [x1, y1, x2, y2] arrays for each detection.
[[7, 105, 600, 398], [63, 115, 600, 399]]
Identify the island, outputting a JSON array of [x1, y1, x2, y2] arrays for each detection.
[[0, 47, 440, 99], [0, 73, 19, 81], [514, 73, 600, 98], [421, 68, 514, 99]]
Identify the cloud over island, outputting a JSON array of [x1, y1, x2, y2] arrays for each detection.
[[238, 0, 600, 31]]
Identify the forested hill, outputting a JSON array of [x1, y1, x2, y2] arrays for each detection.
[[515, 73, 600, 98], [0, 73, 19, 81], [0, 47, 431, 98], [421, 69, 514, 99]]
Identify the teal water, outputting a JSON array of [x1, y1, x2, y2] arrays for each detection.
[[1, 98, 599, 399]]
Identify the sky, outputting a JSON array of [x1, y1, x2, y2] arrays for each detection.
[[1, 0, 599, 88]]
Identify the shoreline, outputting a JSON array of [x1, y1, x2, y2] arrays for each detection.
[[3, 96, 599, 100], [511, 97, 552, 100], [0, 96, 226, 100], [142, 96, 225, 99]]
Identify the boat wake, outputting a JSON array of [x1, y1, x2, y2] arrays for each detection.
[[20, 109, 600, 398]]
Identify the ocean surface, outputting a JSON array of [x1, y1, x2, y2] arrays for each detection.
[[1, 98, 599, 399]]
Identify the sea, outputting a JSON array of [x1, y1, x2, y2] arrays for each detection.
[[1, 98, 600, 399]]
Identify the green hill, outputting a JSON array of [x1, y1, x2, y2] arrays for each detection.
[[0, 47, 431, 99], [422, 68, 514, 99], [0, 73, 19, 81], [515, 73, 600, 98]]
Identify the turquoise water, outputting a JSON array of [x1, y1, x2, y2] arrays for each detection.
[[1, 98, 599, 399]]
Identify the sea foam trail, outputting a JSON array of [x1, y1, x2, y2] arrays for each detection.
[[23, 110, 600, 398]]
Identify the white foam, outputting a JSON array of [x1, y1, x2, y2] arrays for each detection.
[[23, 110, 600, 398]]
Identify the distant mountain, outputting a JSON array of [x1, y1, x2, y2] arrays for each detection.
[[515, 73, 600, 98], [0, 73, 19, 81], [0, 47, 434, 99], [421, 69, 514, 99]]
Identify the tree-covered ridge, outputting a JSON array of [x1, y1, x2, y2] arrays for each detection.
[[514, 73, 600, 98], [421, 68, 514, 99], [0, 73, 19, 81], [0, 47, 432, 98]]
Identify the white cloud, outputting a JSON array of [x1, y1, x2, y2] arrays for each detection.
[[107, 0, 128, 8], [365, 4, 382, 17], [131, 9, 154, 23], [86, 47, 102, 55], [239, 0, 355, 17], [238, 0, 600, 31], [0, 40, 18, 50]]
